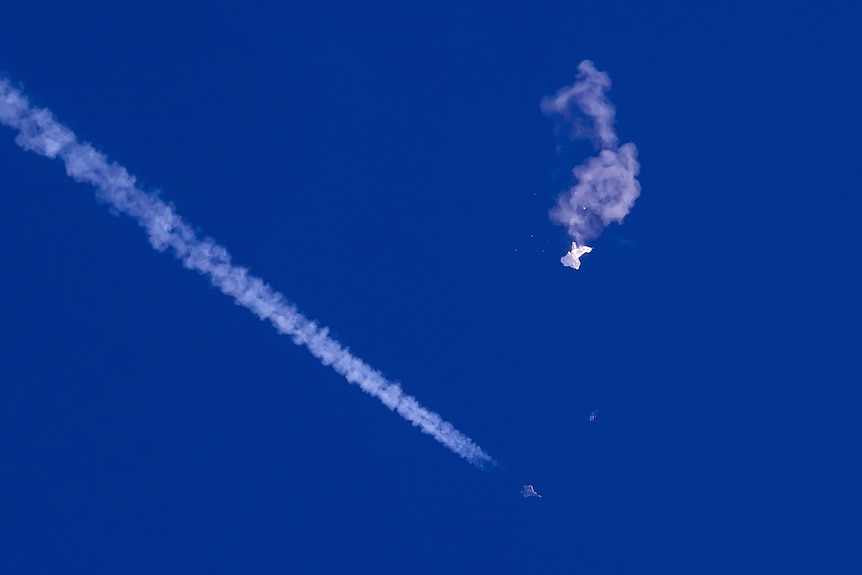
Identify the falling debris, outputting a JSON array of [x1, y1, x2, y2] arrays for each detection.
[[542, 61, 641, 268], [522, 484, 542, 498], [560, 242, 592, 270], [589, 410, 598, 422]]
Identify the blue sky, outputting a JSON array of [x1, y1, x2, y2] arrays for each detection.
[[1, 1, 860, 573]]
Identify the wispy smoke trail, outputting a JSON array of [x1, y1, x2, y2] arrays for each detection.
[[542, 60, 641, 248], [0, 78, 495, 469]]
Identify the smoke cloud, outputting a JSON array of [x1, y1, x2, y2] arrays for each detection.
[[0, 77, 495, 469], [542, 60, 641, 248]]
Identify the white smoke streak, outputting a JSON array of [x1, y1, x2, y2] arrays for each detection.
[[542, 60, 641, 248], [0, 78, 495, 469]]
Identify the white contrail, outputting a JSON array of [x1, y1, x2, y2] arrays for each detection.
[[542, 61, 641, 262], [0, 77, 495, 469]]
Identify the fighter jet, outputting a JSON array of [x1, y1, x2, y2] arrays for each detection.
[[522, 484, 542, 498], [560, 242, 593, 270]]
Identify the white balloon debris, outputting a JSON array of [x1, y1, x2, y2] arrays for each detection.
[[560, 242, 593, 270]]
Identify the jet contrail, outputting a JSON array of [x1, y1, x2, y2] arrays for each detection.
[[541, 60, 641, 266], [0, 77, 495, 469]]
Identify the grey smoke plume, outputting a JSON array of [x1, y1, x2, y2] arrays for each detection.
[[542, 60, 641, 246], [0, 77, 495, 469]]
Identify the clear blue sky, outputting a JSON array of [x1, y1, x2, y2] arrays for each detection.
[[1, 1, 860, 573]]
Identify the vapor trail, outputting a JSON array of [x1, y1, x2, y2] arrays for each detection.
[[542, 61, 641, 258], [0, 78, 495, 469]]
